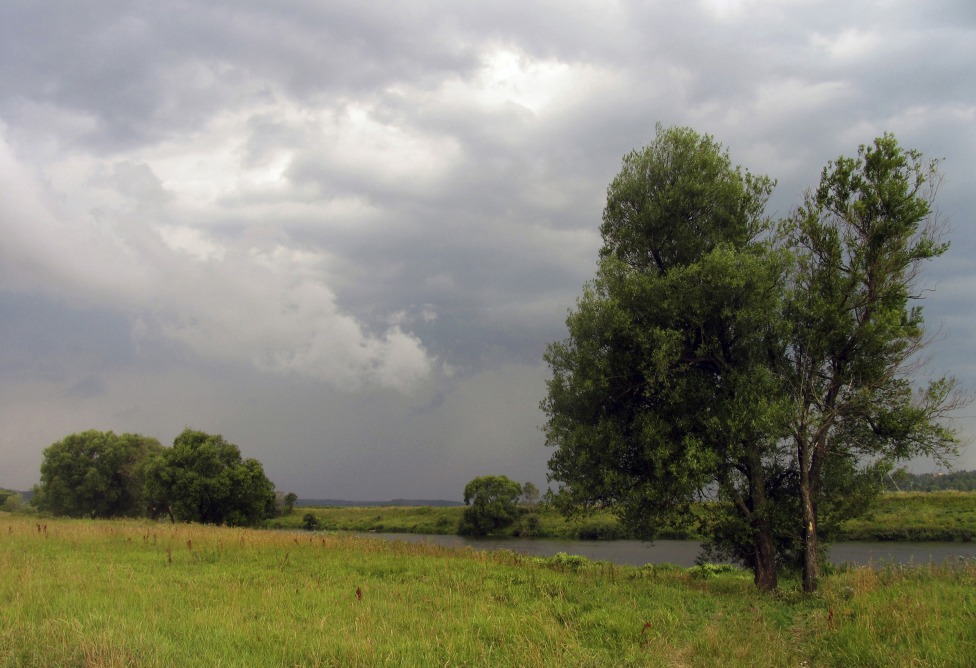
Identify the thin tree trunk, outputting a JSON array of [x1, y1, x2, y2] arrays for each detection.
[[799, 439, 819, 592]]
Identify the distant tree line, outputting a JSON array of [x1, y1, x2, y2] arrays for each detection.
[[885, 470, 976, 492], [28, 428, 294, 527]]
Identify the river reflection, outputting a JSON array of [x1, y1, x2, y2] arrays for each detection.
[[358, 532, 976, 568]]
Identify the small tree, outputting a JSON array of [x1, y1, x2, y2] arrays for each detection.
[[520, 482, 540, 508], [459, 475, 523, 536], [283, 492, 299, 515]]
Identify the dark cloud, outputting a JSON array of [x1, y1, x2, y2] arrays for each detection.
[[1, 0, 973, 495]]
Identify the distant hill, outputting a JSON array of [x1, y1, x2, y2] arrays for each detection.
[[297, 498, 463, 507]]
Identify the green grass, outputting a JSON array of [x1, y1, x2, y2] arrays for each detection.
[[2, 514, 974, 666], [838, 492, 976, 541], [270, 491, 976, 542]]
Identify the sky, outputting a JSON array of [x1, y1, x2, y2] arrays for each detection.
[[1, 0, 974, 501]]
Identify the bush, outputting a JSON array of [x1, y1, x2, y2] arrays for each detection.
[[690, 562, 742, 580], [512, 513, 542, 537], [574, 521, 625, 540], [302, 513, 320, 531], [1, 493, 24, 513]]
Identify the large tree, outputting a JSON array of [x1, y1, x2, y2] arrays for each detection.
[[543, 125, 788, 589], [144, 429, 277, 527], [32, 430, 163, 518], [542, 126, 964, 591]]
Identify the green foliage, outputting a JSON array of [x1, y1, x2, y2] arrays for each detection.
[[520, 481, 540, 507], [301, 512, 320, 531], [543, 126, 966, 592], [511, 512, 542, 537], [458, 475, 523, 536], [689, 562, 746, 580], [31, 430, 163, 518], [283, 492, 299, 515], [544, 124, 789, 589], [144, 429, 276, 527], [572, 520, 627, 541], [784, 134, 965, 590], [0, 491, 25, 513]]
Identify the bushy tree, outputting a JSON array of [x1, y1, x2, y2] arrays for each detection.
[[459, 475, 523, 536], [32, 430, 163, 518], [144, 429, 276, 527], [543, 126, 965, 591]]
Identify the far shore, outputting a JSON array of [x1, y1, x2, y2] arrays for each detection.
[[268, 490, 976, 543]]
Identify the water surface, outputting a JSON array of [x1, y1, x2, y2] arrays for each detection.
[[358, 532, 976, 568]]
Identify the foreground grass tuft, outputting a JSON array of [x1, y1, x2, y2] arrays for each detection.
[[2, 514, 973, 666]]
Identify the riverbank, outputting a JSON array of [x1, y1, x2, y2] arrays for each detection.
[[268, 491, 976, 542], [2, 514, 973, 666]]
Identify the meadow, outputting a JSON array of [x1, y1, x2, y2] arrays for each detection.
[[2, 514, 974, 667], [270, 491, 976, 542]]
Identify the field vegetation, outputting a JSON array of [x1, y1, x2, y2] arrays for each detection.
[[838, 492, 976, 541], [2, 514, 974, 667], [270, 491, 976, 542]]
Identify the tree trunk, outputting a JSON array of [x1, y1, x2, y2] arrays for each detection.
[[753, 518, 778, 591], [748, 452, 778, 591], [799, 443, 819, 592]]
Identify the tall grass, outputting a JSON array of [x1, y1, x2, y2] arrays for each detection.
[[2, 514, 973, 666]]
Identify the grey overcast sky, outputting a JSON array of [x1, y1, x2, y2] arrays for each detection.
[[1, 1, 974, 500]]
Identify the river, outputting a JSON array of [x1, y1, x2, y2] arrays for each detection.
[[357, 532, 976, 568]]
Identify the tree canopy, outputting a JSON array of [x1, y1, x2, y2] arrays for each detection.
[[459, 475, 523, 536], [145, 429, 277, 527], [31, 427, 280, 528], [32, 430, 163, 518], [542, 125, 965, 591]]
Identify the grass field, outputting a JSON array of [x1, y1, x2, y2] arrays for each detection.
[[270, 491, 976, 542], [2, 514, 974, 666]]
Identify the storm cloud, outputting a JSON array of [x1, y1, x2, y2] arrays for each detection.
[[1, 0, 974, 499]]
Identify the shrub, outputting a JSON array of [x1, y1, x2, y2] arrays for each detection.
[[302, 513, 320, 531]]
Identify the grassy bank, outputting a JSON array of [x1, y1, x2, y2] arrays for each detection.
[[270, 491, 976, 542], [836, 491, 976, 541], [267, 504, 640, 539], [2, 514, 974, 666]]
